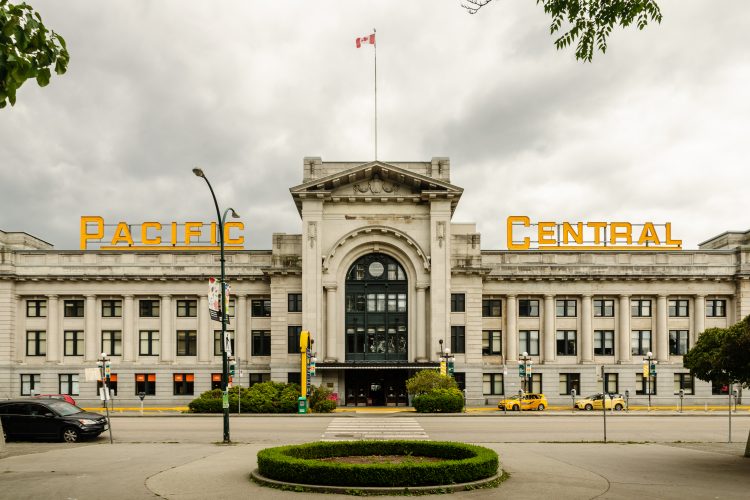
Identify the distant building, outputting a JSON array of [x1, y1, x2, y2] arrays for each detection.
[[1, 158, 748, 406]]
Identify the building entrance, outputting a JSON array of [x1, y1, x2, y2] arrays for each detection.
[[344, 369, 410, 406]]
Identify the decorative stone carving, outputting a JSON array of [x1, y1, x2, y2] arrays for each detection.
[[353, 173, 399, 195], [307, 222, 317, 248]]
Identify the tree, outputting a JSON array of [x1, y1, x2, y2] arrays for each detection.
[[683, 315, 750, 457], [405, 369, 458, 395], [0, 0, 69, 108], [462, 0, 662, 62]]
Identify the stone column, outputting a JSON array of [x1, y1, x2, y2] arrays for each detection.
[[581, 294, 593, 363], [237, 295, 248, 360], [325, 285, 338, 362], [416, 285, 427, 361], [618, 295, 631, 363], [160, 294, 173, 362], [656, 294, 668, 362], [46, 295, 59, 362], [198, 295, 211, 362], [693, 294, 705, 348], [543, 294, 555, 362], [505, 294, 517, 362], [123, 295, 135, 362], [84, 295, 97, 362]]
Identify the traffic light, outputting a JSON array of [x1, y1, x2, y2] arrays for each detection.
[[447, 358, 455, 377], [649, 363, 656, 377], [518, 364, 526, 378], [229, 360, 236, 377], [309, 357, 317, 377]]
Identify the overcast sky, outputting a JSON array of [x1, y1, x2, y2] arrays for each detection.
[[1, 0, 748, 251]]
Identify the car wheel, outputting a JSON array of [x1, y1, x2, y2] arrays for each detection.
[[537, 404, 545, 411], [584, 404, 593, 411], [512, 404, 520, 411], [62, 427, 80, 443], [614, 403, 624, 411]]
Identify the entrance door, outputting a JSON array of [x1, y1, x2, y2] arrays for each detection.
[[344, 370, 410, 406]]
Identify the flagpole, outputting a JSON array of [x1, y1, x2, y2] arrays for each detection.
[[373, 28, 377, 160]]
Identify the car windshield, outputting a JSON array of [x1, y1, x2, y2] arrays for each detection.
[[505, 395, 520, 400], [45, 400, 84, 416]]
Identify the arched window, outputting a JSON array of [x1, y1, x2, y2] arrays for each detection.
[[345, 253, 407, 361]]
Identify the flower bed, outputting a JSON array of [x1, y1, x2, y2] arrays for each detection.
[[256, 440, 498, 487]]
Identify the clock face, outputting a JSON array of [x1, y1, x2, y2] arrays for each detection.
[[368, 261, 384, 278]]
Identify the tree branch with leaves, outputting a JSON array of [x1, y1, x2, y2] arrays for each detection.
[[0, 0, 69, 108], [461, 0, 662, 62]]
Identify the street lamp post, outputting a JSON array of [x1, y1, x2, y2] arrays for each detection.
[[96, 352, 113, 444], [193, 167, 239, 444], [518, 351, 532, 393], [643, 351, 655, 411]]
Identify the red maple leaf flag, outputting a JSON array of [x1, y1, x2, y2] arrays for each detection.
[[355, 33, 375, 48]]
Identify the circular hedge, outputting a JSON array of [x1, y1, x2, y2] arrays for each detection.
[[256, 440, 498, 487]]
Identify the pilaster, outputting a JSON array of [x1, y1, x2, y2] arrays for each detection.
[[84, 295, 97, 362], [543, 294, 555, 363], [429, 199, 451, 359], [122, 295, 135, 362], [160, 294, 173, 363], [618, 294, 631, 363], [46, 295, 59, 363], [324, 285, 338, 362], [581, 294, 593, 363], [656, 294, 668, 362], [505, 294, 517, 362]]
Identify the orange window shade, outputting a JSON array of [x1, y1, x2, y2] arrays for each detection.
[[136, 374, 145, 382], [147, 374, 156, 382], [174, 374, 183, 382], [186, 374, 194, 382], [212, 374, 221, 382], [110, 374, 118, 382]]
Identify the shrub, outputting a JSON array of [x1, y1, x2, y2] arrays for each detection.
[[405, 370, 457, 396], [188, 382, 300, 413], [308, 385, 337, 413], [413, 388, 464, 413], [257, 440, 498, 487]]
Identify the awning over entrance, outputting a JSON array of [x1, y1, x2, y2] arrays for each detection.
[[317, 362, 439, 370]]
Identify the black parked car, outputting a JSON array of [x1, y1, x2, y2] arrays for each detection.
[[0, 399, 107, 442]]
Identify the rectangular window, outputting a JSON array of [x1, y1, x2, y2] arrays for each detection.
[[176, 299, 197, 317], [604, 373, 619, 394], [674, 373, 694, 395], [669, 330, 689, 355], [139, 299, 160, 317], [64, 299, 84, 317], [227, 299, 236, 318], [669, 299, 689, 317], [519, 330, 539, 356], [64, 331, 83, 356], [483, 373, 504, 395], [213, 330, 235, 356], [594, 330, 615, 356], [101, 299, 122, 317], [97, 374, 118, 397], [135, 373, 156, 395], [631, 330, 652, 356], [453, 372, 466, 391], [58, 374, 79, 395], [519, 299, 539, 317], [288, 293, 302, 313], [556, 330, 577, 356], [249, 373, 271, 388], [482, 298, 502, 317], [631, 299, 651, 317], [556, 299, 577, 317], [139, 330, 159, 356], [593, 299, 614, 317], [101, 330, 122, 356], [211, 373, 223, 390], [176, 330, 197, 356], [706, 299, 726, 317], [252, 330, 271, 356], [26, 331, 46, 356], [287, 372, 301, 385], [636, 373, 657, 395], [251, 299, 271, 317], [451, 325, 466, 353], [451, 294, 465, 313], [21, 374, 40, 396], [173, 373, 195, 396], [529, 373, 542, 394], [482, 330, 502, 355], [288, 325, 302, 353], [559, 373, 581, 395], [26, 299, 47, 317]]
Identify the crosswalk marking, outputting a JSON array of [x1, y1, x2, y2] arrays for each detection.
[[321, 417, 429, 441]]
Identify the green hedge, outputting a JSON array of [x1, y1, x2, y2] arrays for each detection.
[[188, 382, 300, 413], [413, 388, 464, 413], [257, 440, 498, 487]]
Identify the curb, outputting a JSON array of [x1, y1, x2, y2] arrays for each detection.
[[249, 469, 505, 495]]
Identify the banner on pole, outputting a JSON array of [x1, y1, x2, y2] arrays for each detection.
[[208, 277, 231, 324]]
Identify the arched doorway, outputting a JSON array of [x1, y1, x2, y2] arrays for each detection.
[[345, 253, 408, 362]]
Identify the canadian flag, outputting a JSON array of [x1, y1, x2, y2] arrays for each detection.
[[355, 33, 375, 48]]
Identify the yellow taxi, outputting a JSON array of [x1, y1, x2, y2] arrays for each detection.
[[497, 393, 548, 411], [574, 393, 625, 411]]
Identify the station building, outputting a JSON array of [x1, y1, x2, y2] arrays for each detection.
[[1, 157, 748, 406]]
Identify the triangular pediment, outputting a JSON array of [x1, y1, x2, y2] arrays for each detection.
[[289, 161, 463, 215]]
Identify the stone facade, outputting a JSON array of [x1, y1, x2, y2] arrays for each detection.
[[1, 158, 749, 407]]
